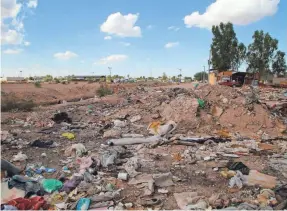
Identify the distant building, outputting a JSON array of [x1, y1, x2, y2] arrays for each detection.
[[0, 77, 25, 83], [73, 75, 106, 81]]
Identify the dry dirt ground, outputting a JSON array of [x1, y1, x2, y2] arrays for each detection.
[[1, 83, 287, 210]]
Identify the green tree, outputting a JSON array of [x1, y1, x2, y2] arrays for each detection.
[[272, 51, 287, 76], [211, 22, 246, 71], [194, 72, 208, 81], [44, 75, 53, 82], [246, 30, 278, 80], [171, 76, 176, 81], [29, 76, 34, 80], [162, 72, 168, 81], [184, 76, 192, 82]]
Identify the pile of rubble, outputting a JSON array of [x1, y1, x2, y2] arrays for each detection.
[[1, 84, 287, 210]]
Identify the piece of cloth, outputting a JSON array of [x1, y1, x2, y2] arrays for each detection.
[[229, 171, 246, 189], [30, 140, 54, 148], [8, 175, 44, 196], [227, 161, 250, 175], [60, 176, 83, 193], [6, 196, 47, 210]]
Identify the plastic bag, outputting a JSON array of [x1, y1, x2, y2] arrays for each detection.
[[42, 179, 63, 193]]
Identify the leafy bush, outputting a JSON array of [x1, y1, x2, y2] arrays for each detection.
[[61, 81, 66, 84], [96, 84, 113, 97], [54, 78, 60, 83], [34, 81, 41, 88]]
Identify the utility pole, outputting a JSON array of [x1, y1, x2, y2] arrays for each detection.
[[178, 68, 182, 83], [203, 66, 206, 82], [108, 67, 112, 77]]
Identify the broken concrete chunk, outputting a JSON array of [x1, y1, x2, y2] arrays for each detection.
[[12, 152, 28, 162], [113, 120, 127, 128], [246, 170, 277, 189], [103, 129, 122, 138], [173, 192, 199, 209], [128, 174, 154, 185], [153, 172, 174, 187], [130, 115, 141, 123], [123, 157, 140, 177], [212, 106, 224, 117]]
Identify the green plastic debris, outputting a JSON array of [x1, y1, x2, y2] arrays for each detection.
[[194, 83, 199, 89], [87, 105, 93, 109], [42, 179, 63, 193], [197, 99, 205, 108]]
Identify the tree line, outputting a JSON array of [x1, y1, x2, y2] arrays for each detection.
[[209, 22, 286, 78]]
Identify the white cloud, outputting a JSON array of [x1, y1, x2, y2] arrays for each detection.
[[1, 0, 21, 18], [54, 51, 78, 60], [1, 29, 23, 45], [184, 0, 280, 29], [24, 41, 30, 46], [27, 0, 38, 8], [120, 42, 131, 47], [104, 36, 112, 40], [95, 54, 128, 65], [168, 26, 180, 31], [164, 42, 179, 48], [100, 12, 141, 37], [1, 0, 37, 46], [3, 48, 23, 54]]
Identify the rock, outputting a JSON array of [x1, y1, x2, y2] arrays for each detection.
[[222, 98, 228, 104], [204, 156, 212, 161], [130, 115, 141, 123], [151, 113, 161, 119], [12, 152, 28, 162], [199, 146, 206, 150], [174, 192, 198, 209], [158, 189, 169, 194], [153, 172, 174, 187], [212, 106, 224, 117], [246, 170, 277, 189], [124, 203, 133, 208], [103, 129, 122, 138], [41, 153, 47, 158], [113, 120, 127, 128]]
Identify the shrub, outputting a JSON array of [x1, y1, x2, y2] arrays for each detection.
[[1, 96, 35, 112], [54, 78, 60, 83], [34, 81, 41, 88], [96, 84, 113, 97], [61, 81, 66, 84]]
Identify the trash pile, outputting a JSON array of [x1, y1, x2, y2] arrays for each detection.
[[1, 84, 287, 210]]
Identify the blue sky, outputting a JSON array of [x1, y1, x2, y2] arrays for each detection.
[[1, 0, 286, 77]]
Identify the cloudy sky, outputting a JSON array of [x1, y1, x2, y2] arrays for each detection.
[[1, 0, 286, 77]]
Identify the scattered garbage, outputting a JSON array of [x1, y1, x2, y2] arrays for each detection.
[[2, 84, 286, 210], [147, 120, 177, 136], [65, 143, 87, 157]]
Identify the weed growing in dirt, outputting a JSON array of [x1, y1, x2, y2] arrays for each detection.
[[1, 96, 35, 112], [96, 84, 113, 97], [34, 81, 41, 88]]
